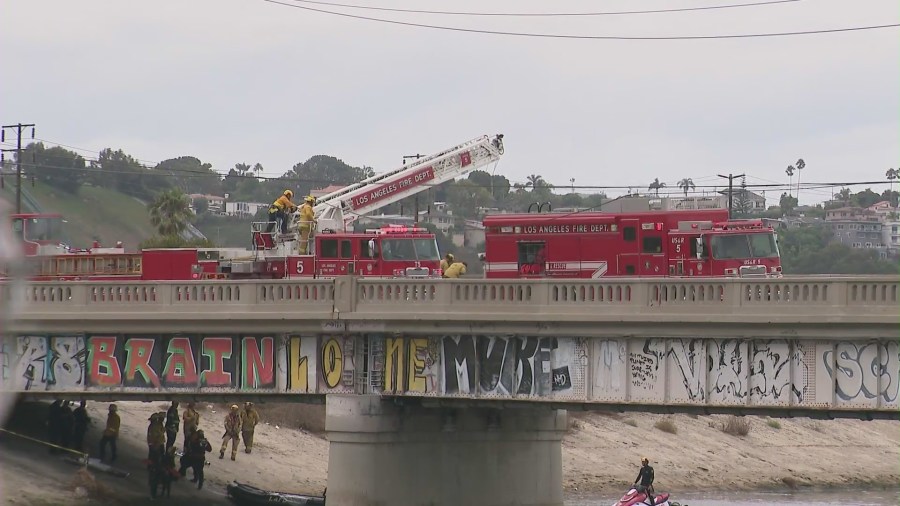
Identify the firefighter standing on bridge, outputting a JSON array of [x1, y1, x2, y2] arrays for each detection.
[[219, 404, 242, 461], [266, 189, 297, 234], [240, 402, 260, 454], [299, 195, 316, 254]]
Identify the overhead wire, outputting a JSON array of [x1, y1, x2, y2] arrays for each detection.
[[284, 0, 804, 17], [261, 0, 900, 40]]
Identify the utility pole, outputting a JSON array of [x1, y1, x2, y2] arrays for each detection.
[[403, 154, 425, 225], [1, 123, 36, 214], [717, 172, 744, 220]]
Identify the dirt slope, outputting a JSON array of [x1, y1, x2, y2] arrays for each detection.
[[1, 401, 897, 505]]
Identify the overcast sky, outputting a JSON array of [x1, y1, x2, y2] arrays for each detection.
[[2, 0, 897, 205]]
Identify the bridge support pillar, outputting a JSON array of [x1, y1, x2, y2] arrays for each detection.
[[325, 395, 566, 506]]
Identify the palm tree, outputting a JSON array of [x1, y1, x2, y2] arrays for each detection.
[[252, 163, 264, 177], [525, 174, 545, 192], [648, 178, 666, 196], [795, 158, 806, 202], [149, 189, 192, 237], [886, 168, 898, 193], [785, 165, 795, 197], [677, 178, 695, 197]]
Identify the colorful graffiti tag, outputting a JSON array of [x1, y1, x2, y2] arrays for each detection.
[[1, 335, 896, 412]]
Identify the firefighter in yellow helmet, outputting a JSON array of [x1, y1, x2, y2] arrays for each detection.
[[440, 253, 455, 277], [219, 404, 242, 461], [443, 261, 467, 279], [266, 189, 297, 234], [298, 195, 316, 255]]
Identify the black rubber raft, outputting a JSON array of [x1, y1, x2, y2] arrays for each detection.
[[226, 481, 325, 506]]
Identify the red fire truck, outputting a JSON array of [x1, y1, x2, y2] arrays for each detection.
[[481, 209, 782, 278], [6, 134, 506, 281]]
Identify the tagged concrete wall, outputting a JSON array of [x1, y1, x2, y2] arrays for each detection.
[[1, 334, 897, 412]]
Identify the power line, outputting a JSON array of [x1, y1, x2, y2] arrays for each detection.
[[6, 158, 896, 193], [261, 0, 900, 40], [285, 0, 804, 17]]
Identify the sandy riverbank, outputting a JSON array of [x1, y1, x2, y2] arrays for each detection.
[[1, 400, 897, 505]]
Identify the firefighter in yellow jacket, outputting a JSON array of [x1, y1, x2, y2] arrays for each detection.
[[266, 189, 297, 234], [240, 402, 261, 454], [444, 261, 467, 279], [147, 412, 167, 465], [219, 404, 242, 461], [440, 253, 455, 276], [298, 196, 316, 254]]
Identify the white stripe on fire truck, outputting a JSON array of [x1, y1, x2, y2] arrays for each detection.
[[485, 261, 610, 272]]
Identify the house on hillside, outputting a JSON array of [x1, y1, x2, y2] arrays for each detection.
[[825, 206, 885, 255], [188, 194, 225, 214], [717, 189, 766, 214], [225, 201, 268, 218], [419, 201, 453, 235], [310, 184, 346, 199]]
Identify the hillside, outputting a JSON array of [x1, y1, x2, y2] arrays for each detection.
[[0, 181, 155, 250]]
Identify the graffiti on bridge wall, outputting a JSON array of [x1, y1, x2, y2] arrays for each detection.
[[0, 336, 87, 391], [0, 335, 276, 391], [824, 341, 900, 403], [440, 335, 585, 398], [277, 335, 356, 394], [593, 338, 809, 404]]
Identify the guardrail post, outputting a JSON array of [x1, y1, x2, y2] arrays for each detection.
[[334, 276, 356, 315]]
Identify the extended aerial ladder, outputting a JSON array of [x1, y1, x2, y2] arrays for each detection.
[[310, 134, 504, 232]]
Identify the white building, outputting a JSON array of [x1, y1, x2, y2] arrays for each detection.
[[225, 201, 269, 218], [188, 194, 226, 214]]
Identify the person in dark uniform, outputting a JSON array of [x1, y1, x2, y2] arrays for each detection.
[[179, 429, 212, 490], [72, 401, 90, 452], [47, 400, 62, 453], [634, 457, 656, 506], [59, 401, 75, 450], [164, 401, 180, 450]]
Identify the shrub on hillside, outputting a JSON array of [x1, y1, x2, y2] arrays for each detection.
[[653, 418, 677, 434], [623, 418, 638, 427], [766, 419, 782, 429], [722, 415, 751, 436]]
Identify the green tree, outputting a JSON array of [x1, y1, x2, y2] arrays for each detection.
[[21, 143, 85, 192], [148, 189, 193, 237], [287, 155, 374, 198], [779, 193, 798, 216], [526, 174, 546, 191], [193, 197, 209, 215], [648, 178, 666, 196], [94, 148, 152, 199], [785, 165, 795, 197], [154, 156, 222, 196], [446, 180, 492, 219], [677, 178, 695, 197], [778, 226, 898, 274]]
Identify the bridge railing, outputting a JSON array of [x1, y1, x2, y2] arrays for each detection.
[[5, 276, 898, 319]]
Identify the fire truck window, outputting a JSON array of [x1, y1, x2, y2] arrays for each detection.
[[748, 233, 779, 258], [319, 239, 339, 259], [623, 227, 636, 241], [340, 240, 352, 259], [382, 239, 414, 260], [517, 242, 546, 274], [625, 265, 636, 275], [412, 239, 440, 261], [360, 239, 377, 258], [711, 235, 751, 259], [642, 236, 662, 254]]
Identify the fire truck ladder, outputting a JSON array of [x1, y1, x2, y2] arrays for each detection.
[[311, 134, 504, 232]]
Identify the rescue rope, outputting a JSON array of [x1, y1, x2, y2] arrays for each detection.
[[0, 427, 89, 465]]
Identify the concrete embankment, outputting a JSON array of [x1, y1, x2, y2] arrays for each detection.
[[1, 401, 897, 504]]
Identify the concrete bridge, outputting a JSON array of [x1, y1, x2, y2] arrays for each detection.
[[2, 276, 898, 506]]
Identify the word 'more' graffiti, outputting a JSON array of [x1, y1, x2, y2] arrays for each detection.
[[0, 336, 87, 391], [86, 335, 276, 390], [824, 341, 900, 403], [440, 335, 583, 397]]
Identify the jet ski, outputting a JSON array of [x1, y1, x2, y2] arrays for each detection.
[[226, 481, 325, 506], [612, 487, 686, 506]]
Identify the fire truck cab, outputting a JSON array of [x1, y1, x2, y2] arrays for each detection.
[[482, 210, 781, 279], [9, 213, 67, 256]]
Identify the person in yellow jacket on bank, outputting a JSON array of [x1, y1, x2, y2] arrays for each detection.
[[147, 412, 167, 465], [298, 196, 316, 254], [219, 404, 242, 461], [266, 189, 297, 234], [240, 402, 261, 454]]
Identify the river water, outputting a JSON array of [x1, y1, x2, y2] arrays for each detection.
[[566, 489, 900, 505]]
